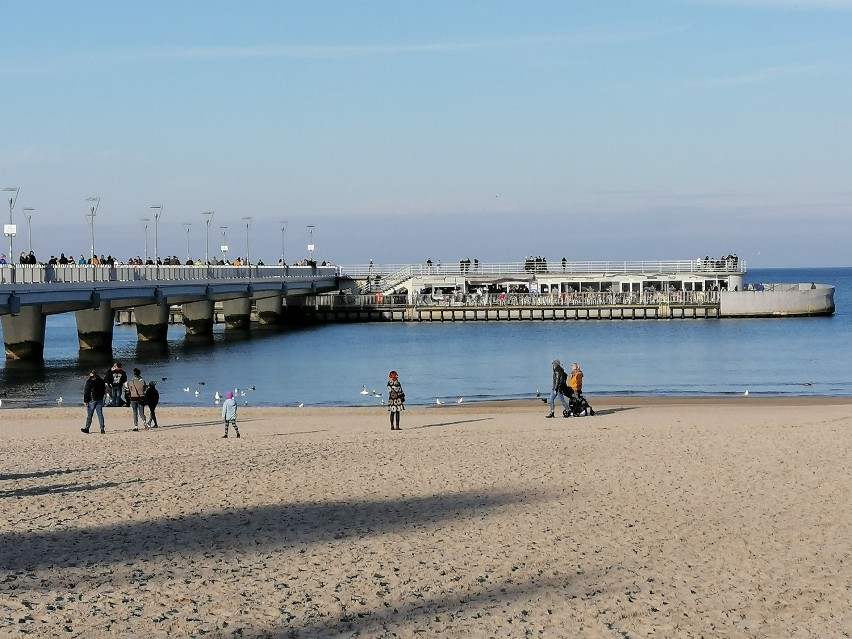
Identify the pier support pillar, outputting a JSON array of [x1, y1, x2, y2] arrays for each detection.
[[255, 296, 283, 326], [75, 303, 115, 350], [134, 304, 170, 342], [222, 297, 252, 330], [1, 304, 47, 360], [182, 300, 215, 336]]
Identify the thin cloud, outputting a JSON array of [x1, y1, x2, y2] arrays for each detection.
[[687, 63, 823, 88]]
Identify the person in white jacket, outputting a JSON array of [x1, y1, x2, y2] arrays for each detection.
[[221, 391, 240, 438]]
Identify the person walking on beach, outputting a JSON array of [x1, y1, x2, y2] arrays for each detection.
[[105, 362, 127, 407], [387, 370, 405, 430], [81, 370, 107, 434], [547, 359, 571, 418], [128, 368, 147, 431], [144, 381, 160, 428], [221, 391, 240, 438]]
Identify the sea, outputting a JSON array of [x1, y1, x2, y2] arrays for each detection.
[[1, 267, 849, 409]]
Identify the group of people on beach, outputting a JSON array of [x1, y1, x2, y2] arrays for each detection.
[[81, 363, 160, 434], [82, 361, 240, 438]]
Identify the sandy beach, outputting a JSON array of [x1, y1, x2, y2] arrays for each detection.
[[2, 398, 851, 638]]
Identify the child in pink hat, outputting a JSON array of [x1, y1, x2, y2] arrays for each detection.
[[221, 391, 240, 438]]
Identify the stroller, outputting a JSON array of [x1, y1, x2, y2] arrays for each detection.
[[564, 391, 595, 417]]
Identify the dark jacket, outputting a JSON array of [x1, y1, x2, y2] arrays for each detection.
[[144, 385, 160, 409], [105, 367, 127, 389], [552, 364, 568, 393], [84, 374, 107, 403]]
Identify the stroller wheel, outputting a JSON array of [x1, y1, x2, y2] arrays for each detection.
[[589, 409, 595, 416]]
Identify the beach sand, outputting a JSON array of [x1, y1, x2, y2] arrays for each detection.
[[1, 398, 851, 638]]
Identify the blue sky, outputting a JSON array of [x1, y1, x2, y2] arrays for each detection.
[[2, 0, 850, 267]]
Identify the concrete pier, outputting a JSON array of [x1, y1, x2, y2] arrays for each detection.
[[134, 304, 170, 342], [75, 303, 115, 350], [1, 305, 47, 360], [222, 297, 252, 330], [255, 296, 284, 326], [182, 300, 215, 336]]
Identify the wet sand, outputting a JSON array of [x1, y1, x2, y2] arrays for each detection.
[[2, 398, 851, 638]]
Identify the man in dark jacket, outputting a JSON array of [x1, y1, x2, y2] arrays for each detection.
[[82, 370, 107, 434]]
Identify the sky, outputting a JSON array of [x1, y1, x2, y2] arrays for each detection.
[[1, 0, 851, 268]]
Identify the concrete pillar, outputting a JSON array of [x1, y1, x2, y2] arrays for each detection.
[[182, 300, 215, 336], [134, 303, 170, 342], [1, 304, 46, 360], [75, 303, 115, 350], [255, 296, 284, 326], [222, 297, 252, 330]]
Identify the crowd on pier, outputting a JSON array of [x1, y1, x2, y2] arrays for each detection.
[[0, 250, 332, 268]]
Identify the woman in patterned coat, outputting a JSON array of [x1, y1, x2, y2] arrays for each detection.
[[386, 370, 406, 431]]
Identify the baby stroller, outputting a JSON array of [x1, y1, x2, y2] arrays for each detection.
[[563, 392, 595, 417]]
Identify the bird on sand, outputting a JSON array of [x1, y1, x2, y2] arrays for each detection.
[[214, 391, 222, 401], [56, 397, 63, 405], [457, 397, 464, 403], [360, 385, 369, 395], [743, 390, 749, 396], [436, 398, 444, 405]]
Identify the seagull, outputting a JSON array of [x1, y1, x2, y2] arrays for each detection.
[[56, 397, 63, 405], [0, 399, 3, 408], [198, 381, 206, 386], [249, 386, 256, 391], [535, 390, 541, 398], [182, 387, 190, 392], [214, 391, 222, 401], [194, 390, 200, 396], [743, 390, 749, 396], [457, 397, 464, 403], [371, 391, 382, 398], [436, 398, 444, 405], [297, 402, 304, 408], [360, 385, 369, 395]]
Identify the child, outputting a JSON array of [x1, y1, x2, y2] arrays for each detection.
[[221, 391, 240, 438]]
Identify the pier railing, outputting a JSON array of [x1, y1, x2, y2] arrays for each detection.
[[338, 258, 745, 278], [309, 289, 722, 308]]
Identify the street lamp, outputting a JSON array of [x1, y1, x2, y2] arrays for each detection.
[[279, 219, 288, 265], [307, 224, 315, 263], [242, 216, 253, 265], [150, 205, 164, 264], [22, 207, 34, 253], [140, 217, 151, 261], [183, 222, 192, 263], [3, 187, 20, 260], [220, 226, 228, 262], [86, 197, 100, 261], [202, 211, 214, 265]]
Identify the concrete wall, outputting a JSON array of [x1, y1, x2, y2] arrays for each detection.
[[720, 284, 835, 317]]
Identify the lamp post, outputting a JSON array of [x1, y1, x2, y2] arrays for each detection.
[[22, 207, 34, 253], [183, 222, 192, 263], [279, 219, 288, 265], [307, 224, 315, 263], [150, 205, 163, 264], [4, 187, 20, 260], [86, 197, 100, 261], [140, 217, 151, 261], [242, 216, 253, 266], [220, 226, 228, 263], [202, 211, 214, 265]]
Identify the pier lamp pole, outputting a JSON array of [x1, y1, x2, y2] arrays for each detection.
[[220, 226, 228, 263], [4, 187, 20, 260], [242, 216, 253, 266], [22, 207, 34, 253], [150, 205, 163, 265], [183, 222, 192, 263], [307, 224, 315, 263], [279, 220, 287, 265], [202, 211, 214, 265], [140, 217, 151, 261], [86, 197, 100, 261]]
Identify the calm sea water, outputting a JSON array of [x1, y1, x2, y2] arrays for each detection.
[[1, 267, 849, 408]]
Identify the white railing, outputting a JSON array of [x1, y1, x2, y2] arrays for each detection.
[[309, 290, 722, 308], [338, 258, 745, 278], [0, 264, 340, 285]]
